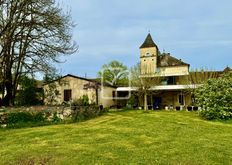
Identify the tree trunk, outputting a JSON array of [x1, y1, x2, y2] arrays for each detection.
[[2, 69, 13, 106], [2, 81, 13, 106], [144, 93, 147, 111]]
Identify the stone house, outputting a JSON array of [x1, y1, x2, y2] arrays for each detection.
[[43, 74, 116, 108], [116, 34, 226, 109], [43, 34, 229, 109]]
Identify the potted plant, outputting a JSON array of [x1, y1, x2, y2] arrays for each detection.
[[176, 105, 180, 111], [187, 106, 193, 111], [193, 106, 198, 111]]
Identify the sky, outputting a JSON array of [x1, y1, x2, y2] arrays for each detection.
[[56, 0, 232, 78]]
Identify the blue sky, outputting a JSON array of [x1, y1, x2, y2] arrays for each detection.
[[57, 0, 232, 78]]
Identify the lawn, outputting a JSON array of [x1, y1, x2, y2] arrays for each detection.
[[0, 110, 232, 165]]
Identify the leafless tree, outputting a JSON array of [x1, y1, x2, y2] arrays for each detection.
[[187, 68, 220, 105], [131, 63, 161, 111], [0, 0, 77, 106], [189, 68, 220, 84]]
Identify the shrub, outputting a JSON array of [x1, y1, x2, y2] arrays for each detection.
[[81, 95, 89, 106], [195, 74, 232, 120], [0, 113, 8, 124], [52, 112, 62, 123], [71, 105, 108, 122], [33, 112, 46, 122], [4, 111, 50, 128], [1, 104, 108, 128], [71, 95, 90, 107], [15, 76, 43, 106], [8, 112, 33, 125]]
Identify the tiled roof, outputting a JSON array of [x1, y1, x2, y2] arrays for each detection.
[[43, 74, 116, 88], [157, 54, 189, 67], [223, 66, 232, 72], [140, 33, 158, 49]]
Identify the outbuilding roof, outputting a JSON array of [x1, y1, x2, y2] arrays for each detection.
[[43, 74, 116, 88]]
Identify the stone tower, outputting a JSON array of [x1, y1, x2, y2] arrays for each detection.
[[140, 33, 158, 75]]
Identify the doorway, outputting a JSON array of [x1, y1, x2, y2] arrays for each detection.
[[153, 96, 162, 109]]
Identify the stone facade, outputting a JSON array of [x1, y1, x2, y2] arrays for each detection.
[[140, 33, 158, 75], [44, 74, 116, 108], [159, 66, 189, 77], [139, 34, 192, 108], [140, 47, 158, 74]]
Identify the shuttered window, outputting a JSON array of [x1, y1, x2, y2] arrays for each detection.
[[64, 89, 72, 101]]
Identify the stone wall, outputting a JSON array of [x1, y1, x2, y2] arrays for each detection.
[[44, 76, 116, 108]]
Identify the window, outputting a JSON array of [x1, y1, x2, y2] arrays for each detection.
[[167, 76, 176, 85], [161, 76, 176, 85], [64, 89, 72, 101], [146, 52, 150, 56], [179, 94, 184, 105]]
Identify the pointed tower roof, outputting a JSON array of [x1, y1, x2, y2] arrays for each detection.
[[140, 33, 158, 49], [223, 66, 232, 73]]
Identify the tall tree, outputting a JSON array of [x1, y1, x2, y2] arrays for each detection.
[[0, 0, 77, 106], [98, 60, 128, 86], [131, 63, 161, 111]]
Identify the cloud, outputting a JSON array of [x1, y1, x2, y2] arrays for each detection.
[[57, 0, 232, 78]]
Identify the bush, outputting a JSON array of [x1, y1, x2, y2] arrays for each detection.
[[0, 104, 109, 128], [8, 112, 33, 125], [3, 111, 49, 128], [15, 76, 43, 106], [195, 74, 232, 120], [81, 95, 89, 106], [71, 105, 108, 122], [72, 95, 90, 107], [0, 113, 8, 124], [34, 112, 46, 122], [52, 112, 62, 123]]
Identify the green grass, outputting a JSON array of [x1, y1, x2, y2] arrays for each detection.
[[0, 110, 232, 165]]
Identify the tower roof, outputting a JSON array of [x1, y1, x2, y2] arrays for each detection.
[[223, 66, 232, 73], [140, 33, 158, 49]]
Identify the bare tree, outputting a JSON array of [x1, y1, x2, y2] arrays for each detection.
[[189, 68, 220, 84], [187, 68, 220, 105], [131, 63, 160, 111], [0, 0, 77, 106]]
